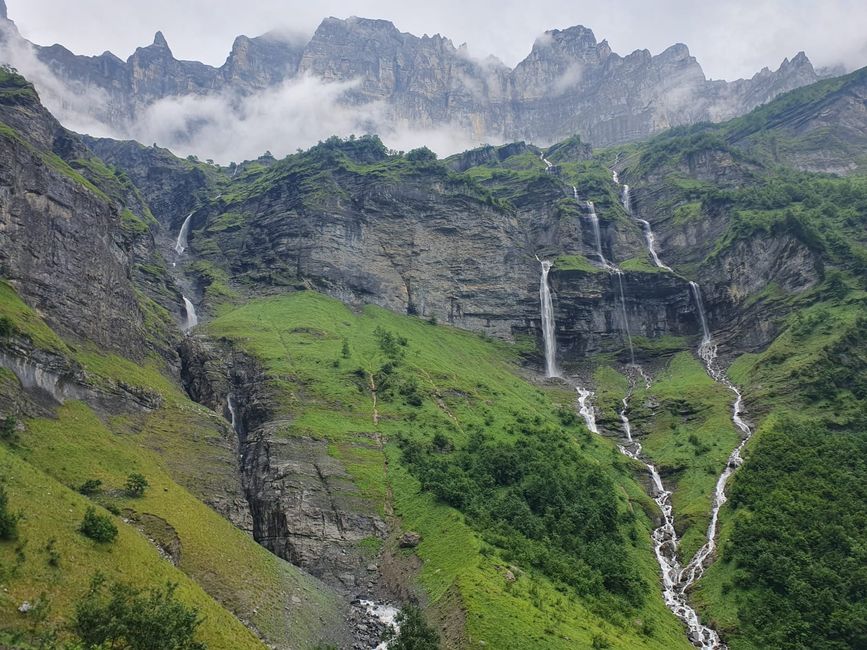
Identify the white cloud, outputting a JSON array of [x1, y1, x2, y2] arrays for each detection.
[[122, 75, 484, 163]]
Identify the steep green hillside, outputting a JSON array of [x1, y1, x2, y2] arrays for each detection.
[[0, 285, 346, 649], [610, 68, 867, 649], [206, 291, 693, 649]]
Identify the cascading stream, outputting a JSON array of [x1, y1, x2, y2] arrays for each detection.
[[613, 171, 672, 272], [540, 151, 554, 170], [617, 369, 724, 650], [680, 282, 755, 590]]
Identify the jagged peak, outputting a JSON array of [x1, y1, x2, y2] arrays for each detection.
[[0, 0, 7, 21], [659, 43, 692, 61], [778, 50, 815, 75], [152, 31, 169, 49]]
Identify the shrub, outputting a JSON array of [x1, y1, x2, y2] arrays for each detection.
[[0, 484, 19, 540], [0, 315, 14, 337], [79, 507, 117, 543], [125, 473, 149, 498], [78, 478, 102, 496], [0, 415, 16, 442], [384, 605, 439, 650], [74, 574, 206, 650]]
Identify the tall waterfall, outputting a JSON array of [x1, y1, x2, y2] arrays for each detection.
[[614, 172, 672, 272], [174, 212, 194, 255], [538, 260, 559, 378], [182, 296, 198, 331], [615, 271, 635, 366]]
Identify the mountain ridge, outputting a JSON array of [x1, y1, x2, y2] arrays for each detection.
[[0, 6, 833, 155]]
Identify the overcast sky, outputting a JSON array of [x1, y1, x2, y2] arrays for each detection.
[[6, 0, 867, 81]]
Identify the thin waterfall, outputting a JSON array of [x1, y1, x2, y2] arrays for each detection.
[[227, 394, 239, 433], [175, 212, 194, 255], [573, 186, 609, 268], [614, 172, 672, 272], [182, 296, 198, 331], [538, 259, 559, 378], [540, 151, 553, 170], [586, 200, 607, 267], [615, 271, 635, 366]]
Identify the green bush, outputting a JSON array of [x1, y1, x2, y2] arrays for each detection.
[[0, 315, 14, 337], [0, 484, 20, 540], [74, 574, 206, 650], [125, 473, 149, 498], [78, 479, 102, 496], [383, 605, 439, 649], [0, 415, 16, 442], [79, 507, 117, 543]]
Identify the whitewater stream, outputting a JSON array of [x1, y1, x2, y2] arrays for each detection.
[[539, 182, 756, 646]]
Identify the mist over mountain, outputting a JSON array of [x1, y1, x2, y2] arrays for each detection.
[[0, 2, 829, 161]]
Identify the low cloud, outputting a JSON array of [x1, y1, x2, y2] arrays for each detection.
[[550, 62, 583, 95], [0, 24, 487, 163], [0, 22, 118, 138]]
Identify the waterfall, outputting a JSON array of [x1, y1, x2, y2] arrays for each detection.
[[689, 282, 715, 364], [174, 212, 194, 255], [540, 152, 553, 170], [614, 172, 673, 272], [538, 259, 559, 378], [182, 296, 198, 331], [615, 271, 635, 366], [227, 393, 238, 433], [575, 387, 598, 434], [613, 372, 724, 650]]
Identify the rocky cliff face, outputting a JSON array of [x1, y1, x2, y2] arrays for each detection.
[[0, 72, 167, 357], [179, 335, 388, 593], [0, 8, 827, 150]]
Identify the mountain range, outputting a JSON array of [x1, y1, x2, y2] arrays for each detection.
[[0, 0, 836, 153]]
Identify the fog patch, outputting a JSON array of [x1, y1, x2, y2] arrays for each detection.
[[550, 62, 583, 95], [0, 22, 119, 138]]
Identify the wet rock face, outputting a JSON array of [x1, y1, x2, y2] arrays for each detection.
[[10, 10, 823, 148], [244, 433, 387, 591], [546, 269, 700, 363], [180, 338, 388, 592]]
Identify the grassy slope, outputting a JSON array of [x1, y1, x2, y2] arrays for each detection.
[[207, 290, 693, 649], [0, 287, 344, 649], [691, 288, 867, 648]]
